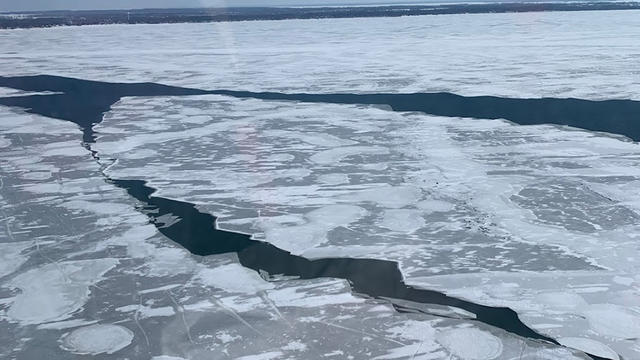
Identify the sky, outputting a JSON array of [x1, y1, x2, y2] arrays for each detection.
[[0, 0, 438, 12]]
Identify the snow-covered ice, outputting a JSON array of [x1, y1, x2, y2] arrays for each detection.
[[196, 263, 274, 293], [436, 327, 503, 360], [559, 337, 620, 360], [88, 92, 640, 358], [1, 11, 639, 100], [0, 107, 590, 359], [2, 8, 640, 360]]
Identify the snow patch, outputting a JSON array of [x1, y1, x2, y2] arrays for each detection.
[[267, 281, 364, 308], [339, 186, 422, 208], [0, 241, 32, 278], [559, 337, 619, 360], [310, 146, 389, 165], [116, 304, 176, 318], [317, 173, 350, 185], [379, 209, 425, 233], [0, 136, 11, 148], [37, 319, 99, 330], [282, 340, 308, 352], [197, 263, 273, 294], [415, 199, 455, 213], [535, 291, 588, 311], [265, 129, 357, 147], [263, 204, 366, 254], [582, 304, 640, 339], [235, 351, 283, 360], [436, 327, 503, 360]]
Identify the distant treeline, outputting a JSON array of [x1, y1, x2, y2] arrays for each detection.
[[1, 2, 640, 29]]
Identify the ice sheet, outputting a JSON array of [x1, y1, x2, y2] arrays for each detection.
[[90, 93, 640, 358], [1, 11, 640, 100], [0, 108, 590, 360]]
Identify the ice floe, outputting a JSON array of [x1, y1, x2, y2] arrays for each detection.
[[5, 259, 118, 325], [60, 324, 134, 355]]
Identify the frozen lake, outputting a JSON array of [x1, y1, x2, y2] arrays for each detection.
[[1, 9, 640, 360]]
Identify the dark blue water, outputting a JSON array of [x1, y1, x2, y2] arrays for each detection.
[[3, 74, 639, 142]]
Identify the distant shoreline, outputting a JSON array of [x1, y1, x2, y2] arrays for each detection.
[[1, 2, 639, 29]]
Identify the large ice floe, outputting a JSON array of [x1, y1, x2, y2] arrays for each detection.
[[2, 8, 640, 360], [90, 93, 640, 359], [0, 104, 592, 360]]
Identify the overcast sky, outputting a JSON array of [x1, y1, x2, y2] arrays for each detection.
[[0, 0, 439, 12]]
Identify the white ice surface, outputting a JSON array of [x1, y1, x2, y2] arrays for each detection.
[[0, 87, 62, 97], [266, 279, 365, 308], [339, 186, 423, 209], [559, 337, 620, 360], [380, 209, 425, 233], [410, 270, 640, 359], [263, 204, 366, 255], [436, 327, 503, 360], [582, 304, 640, 340], [0, 135, 10, 148], [116, 304, 176, 319], [0, 241, 32, 279], [196, 263, 274, 294], [310, 145, 389, 165], [235, 352, 283, 360], [37, 319, 99, 330]]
